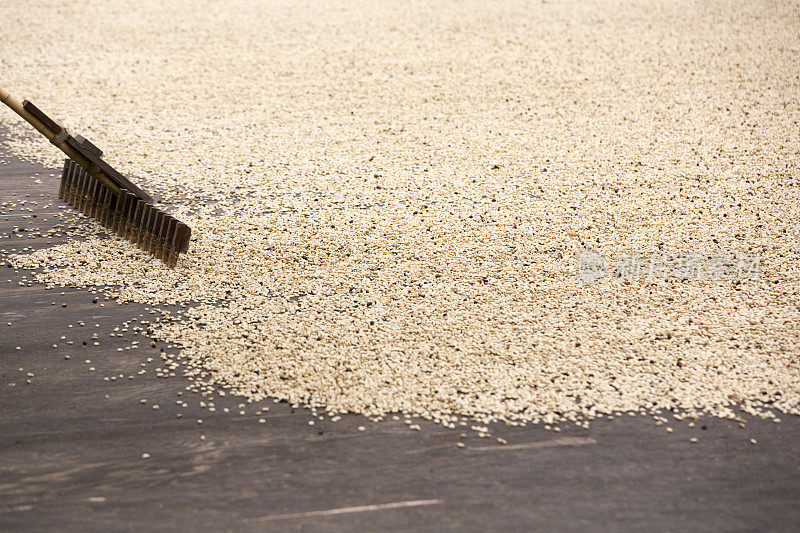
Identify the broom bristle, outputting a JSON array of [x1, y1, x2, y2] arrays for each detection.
[[58, 159, 191, 267]]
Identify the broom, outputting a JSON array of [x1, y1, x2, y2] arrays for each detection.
[[1, 88, 191, 267]]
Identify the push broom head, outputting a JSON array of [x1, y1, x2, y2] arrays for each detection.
[[1, 89, 191, 267], [59, 158, 191, 267]]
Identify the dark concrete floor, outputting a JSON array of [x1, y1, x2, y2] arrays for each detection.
[[1, 139, 798, 532]]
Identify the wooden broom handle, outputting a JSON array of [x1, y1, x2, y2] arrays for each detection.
[[1, 87, 62, 143], [0, 87, 153, 202], [0, 87, 118, 192]]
